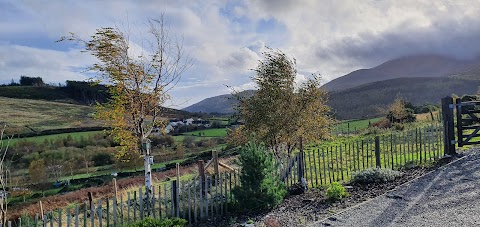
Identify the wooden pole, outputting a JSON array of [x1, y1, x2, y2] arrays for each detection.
[[113, 178, 118, 199], [87, 192, 93, 207], [441, 96, 457, 156], [298, 137, 304, 182], [375, 136, 381, 168], [213, 150, 219, 178], [39, 201, 44, 221], [198, 160, 205, 195]]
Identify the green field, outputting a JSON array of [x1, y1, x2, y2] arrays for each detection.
[[183, 128, 228, 137], [10, 131, 104, 145], [300, 124, 445, 188], [334, 117, 384, 133]]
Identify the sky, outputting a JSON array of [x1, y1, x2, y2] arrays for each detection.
[[1, 0, 480, 108]]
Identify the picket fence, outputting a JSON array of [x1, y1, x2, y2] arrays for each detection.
[[9, 124, 446, 227], [283, 124, 445, 189]]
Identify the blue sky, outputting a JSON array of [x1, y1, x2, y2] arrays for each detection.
[[1, 0, 480, 107]]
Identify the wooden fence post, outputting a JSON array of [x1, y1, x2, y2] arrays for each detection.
[[455, 98, 463, 147], [171, 180, 179, 217], [441, 96, 457, 156], [213, 150, 219, 178], [197, 160, 205, 195], [375, 136, 381, 168], [298, 138, 304, 182]]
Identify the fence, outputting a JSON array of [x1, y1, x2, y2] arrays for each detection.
[[282, 124, 445, 188], [10, 124, 446, 226], [9, 170, 240, 227]]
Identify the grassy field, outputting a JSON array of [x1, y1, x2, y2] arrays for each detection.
[[0, 97, 101, 135], [9, 131, 104, 145], [300, 124, 445, 188], [182, 128, 228, 137], [334, 117, 384, 133]]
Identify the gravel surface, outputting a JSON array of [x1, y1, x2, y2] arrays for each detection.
[[312, 149, 480, 227]]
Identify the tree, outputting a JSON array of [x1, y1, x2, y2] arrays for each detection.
[[19, 76, 45, 86], [0, 125, 11, 225], [233, 140, 286, 211], [60, 16, 192, 197], [236, 48, 333, 159], [386, 97, 416, 124], [28, 159, 47, 186]]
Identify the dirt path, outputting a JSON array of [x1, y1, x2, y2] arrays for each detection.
[[312, 149, 480, 227]]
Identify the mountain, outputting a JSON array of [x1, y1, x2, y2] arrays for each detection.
[[183, 54, 480, 119], [322, 54, 480, 91], [182, 90, 254, 114], [182, 76, 480, 119], [328, 76, 480, 119]]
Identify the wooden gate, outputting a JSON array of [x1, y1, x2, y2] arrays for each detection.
[[455, 99, 480, 147]]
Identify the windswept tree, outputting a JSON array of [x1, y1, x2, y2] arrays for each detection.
[[386, 97, 416, 124], [60, 16, 192, 198], [236, 48, 333, 160]]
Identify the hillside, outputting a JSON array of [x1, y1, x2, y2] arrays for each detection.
[[0, 83, 109, 104], [181, 76, 480, 120], [183, 90, 254, 113], [328, 76, 480, 119], [0, 97, 101, 135], [322, 54, 480, 91]]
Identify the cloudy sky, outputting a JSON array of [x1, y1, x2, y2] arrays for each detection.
[[1, 0, 480, 107]]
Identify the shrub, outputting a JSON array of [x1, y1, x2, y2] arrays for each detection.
[[233, 141, 287, 212], [183, 136, 196, 148], [394, 123, 405, 131], [126, 217, 187, 227], [91, 152, 114, 166], [326, 182, 349, 201], [371, 118, 391, 129], [351, 168, 401, 184], [150, 135, 175, 147]]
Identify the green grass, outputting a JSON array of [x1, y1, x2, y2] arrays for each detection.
[[334, 117, 384, 133], [301, 124, 445, 188], [9, 131, 104, 145], [182, 128, 227, 137]]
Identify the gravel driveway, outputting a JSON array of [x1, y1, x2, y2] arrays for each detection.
[[312, 149, 480, 227]]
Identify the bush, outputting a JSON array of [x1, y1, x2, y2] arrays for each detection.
[[351, 168, 401, 184], [150, 135, 175, 147], [126, 217, 187, 227], [183, 136, 196, 148], [326, 182, 349, 201], [233, 141, 287, 212], [91, 152, 114, 166], [394, 123, 405, 131]]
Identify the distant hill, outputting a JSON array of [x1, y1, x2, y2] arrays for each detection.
[[0, 82, 109, 104], [180, 76, 480, 119], [322, 54, 480, 91], [328, 76, 480, 119], [182, 74, 480, 120], [182, 90, 254, 114]]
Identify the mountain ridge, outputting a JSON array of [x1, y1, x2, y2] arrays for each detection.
[[322, 54, 480, 91]]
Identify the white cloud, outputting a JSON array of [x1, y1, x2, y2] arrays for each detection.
[[230, 81, 257, 92], [0, 44, 94, 83], [2, 0, 480, 107]]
